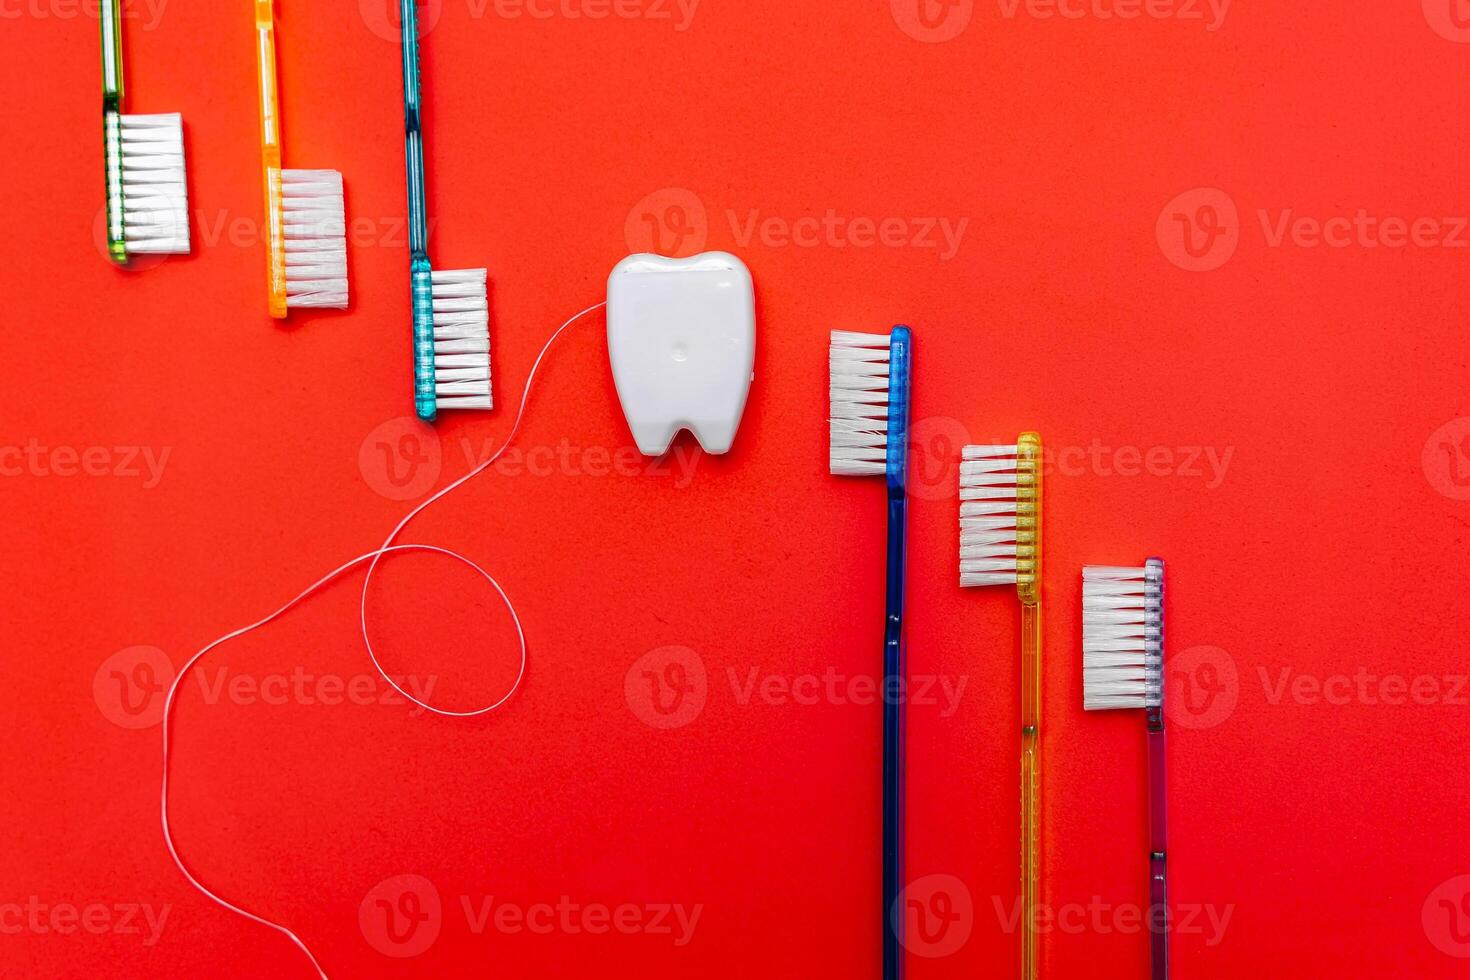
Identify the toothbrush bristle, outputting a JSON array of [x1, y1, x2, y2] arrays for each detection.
[[280, 169, 348, 309], [829, 330, 892, 476], [958, 444, 1038, 587], [1082, 563, 1164, 710], [431, 268, 492, 410], [119, 113, 190, 254]]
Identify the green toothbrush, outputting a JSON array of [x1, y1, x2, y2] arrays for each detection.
[[101, 0, 190, 264]]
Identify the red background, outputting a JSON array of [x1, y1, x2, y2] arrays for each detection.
[[4, 1, 1470, 977]]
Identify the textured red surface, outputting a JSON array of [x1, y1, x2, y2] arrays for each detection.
[[4, 2, 1470, 977]]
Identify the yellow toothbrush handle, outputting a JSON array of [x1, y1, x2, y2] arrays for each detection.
[[255, 0, 287, 317], [1020, 597, 1042, 980]]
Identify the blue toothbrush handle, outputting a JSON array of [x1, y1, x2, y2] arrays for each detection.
[[883, 327, 912, 980], [882, 493, 908, 980]]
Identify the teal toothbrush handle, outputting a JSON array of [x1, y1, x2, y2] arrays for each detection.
[[400, 0, 436, 422], [100, 0, 126, 264]]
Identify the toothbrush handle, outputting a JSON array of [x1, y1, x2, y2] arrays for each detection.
[[882, 327, 911, 980], [400, 0, 436, 421], [255, 0, 286, 317], [100, 0, 126, 263], [1147, 712, 1170, 980], [1020, 598, 1042, 980], [401, 0, 429, 258], [882, 491, 907, 980]]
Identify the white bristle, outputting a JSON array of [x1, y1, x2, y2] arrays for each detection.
[[829, 330, 892, 476], [432, 269, 492, 410], [1082, 563, 1164, 710], [119, 113, 189, 254], [280, 169, 348, 309], [958, 444, 1024, 587]]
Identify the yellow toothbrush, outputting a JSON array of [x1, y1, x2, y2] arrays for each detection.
[[959, 434, 1043, 979]]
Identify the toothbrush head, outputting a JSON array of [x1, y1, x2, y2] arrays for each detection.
[[112, 113, 190, 260], [829, 328, 911, 479], [958, 433, 1042, 601], [423, 267, 492, 418], [1082, 559, 1165, 710], [270, 169, 348, 315]]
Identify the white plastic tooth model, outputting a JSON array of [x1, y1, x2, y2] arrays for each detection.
[[606, 252, 756, 456]]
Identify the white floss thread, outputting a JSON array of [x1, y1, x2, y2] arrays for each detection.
[[160, 301, 608, 979]]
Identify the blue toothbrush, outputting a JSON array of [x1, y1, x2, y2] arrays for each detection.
[[830, 326, 913, 979]]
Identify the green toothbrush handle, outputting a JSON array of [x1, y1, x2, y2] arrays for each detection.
[[401, 0, 435, 421], [100, 0, 126, 263]]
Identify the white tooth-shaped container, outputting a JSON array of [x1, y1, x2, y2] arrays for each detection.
[[607, 251, 756, 456]]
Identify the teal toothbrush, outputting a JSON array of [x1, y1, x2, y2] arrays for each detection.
[[401, 0, 492, 421]]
